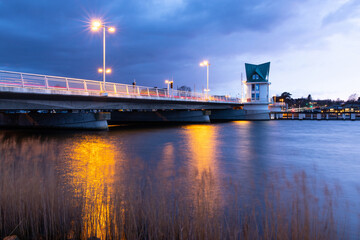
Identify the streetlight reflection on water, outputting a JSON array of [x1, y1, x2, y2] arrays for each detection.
[[67, 136, 120, 239], [58, 124, 225, 239], [183, 124, 223, 216]]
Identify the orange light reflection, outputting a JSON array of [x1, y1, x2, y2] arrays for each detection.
[[67, 136, 120, 239]]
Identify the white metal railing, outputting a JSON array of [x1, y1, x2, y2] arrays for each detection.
[[0, 70, 240, 103]]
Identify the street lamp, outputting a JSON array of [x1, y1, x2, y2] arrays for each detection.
[[165, 80, 173, 97], [98, 68, 112, 74], [91, 19, 115, 91], [199, 60, 210, 96]]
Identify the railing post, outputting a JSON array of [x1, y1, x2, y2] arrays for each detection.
[[113, 83, 117, 93], [84, 80, 87, 91], [65, 78, 69, 90], [126, 85, 129, 95], [156, 89, 159, 98], [20, 73, 24, 87], [100, 82, 103, 92], [137, 87, 140, 96], [147, 88, 150, 97], [45, 76, 49, 89]]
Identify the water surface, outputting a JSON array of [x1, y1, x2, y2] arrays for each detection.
[[1, 121, 359, 239]]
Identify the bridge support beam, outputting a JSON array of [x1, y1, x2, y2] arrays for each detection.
[[210, 104, 270, 121], [109, 110, 210, 124], [0, 112, 109, 130]]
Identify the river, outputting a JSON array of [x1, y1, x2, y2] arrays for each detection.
[[1, 121, 359, 239]]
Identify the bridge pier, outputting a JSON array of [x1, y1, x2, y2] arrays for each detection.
[[210, 104, 270, 121], [109, 110, 210, 124], [0, 112, 109, 130]]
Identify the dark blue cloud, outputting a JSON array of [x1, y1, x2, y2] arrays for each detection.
[[0, 0, 305, 88]]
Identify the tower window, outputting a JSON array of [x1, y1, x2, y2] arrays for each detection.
[[252, 74, 259, 80]]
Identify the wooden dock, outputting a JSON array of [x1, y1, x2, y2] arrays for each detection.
[[270, 112, 360, 120]]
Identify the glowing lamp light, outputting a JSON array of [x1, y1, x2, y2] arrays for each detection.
[[165, 80, 169, 84], [200, 60, 209, 67], [92, 20, 102, 28], [108, 27, 115, 33], [98, 68, 112, 74]]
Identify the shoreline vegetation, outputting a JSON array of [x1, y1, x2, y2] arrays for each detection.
[[0, 136, 358, 240]]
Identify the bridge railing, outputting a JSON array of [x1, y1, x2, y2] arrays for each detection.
[[0, 70, 240, 103]]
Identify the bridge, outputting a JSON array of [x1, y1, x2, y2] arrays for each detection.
[[0, 70, 252, 129]]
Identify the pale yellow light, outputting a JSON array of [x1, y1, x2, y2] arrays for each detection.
[[106, 69, 112, 74], [91, 26, 99, 31], [92, 20, 102, 28], [165, 80, 169, 84], [98, 68, 103, 73], [199, 60, 209, 67], [108, 27, 115, 33]]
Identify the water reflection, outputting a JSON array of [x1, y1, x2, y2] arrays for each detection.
[[183, 125, 222, 221], [157, 142, 175, 180], [183, 125, 219, 176], [66, 136, 120, 240], [1, 121, 359, 239]]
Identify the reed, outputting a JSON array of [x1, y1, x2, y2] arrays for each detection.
[[0, 135, 354, 239]]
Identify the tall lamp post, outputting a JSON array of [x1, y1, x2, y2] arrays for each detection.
[[199, 60, 210, 97], [91, 20, 115, 91]]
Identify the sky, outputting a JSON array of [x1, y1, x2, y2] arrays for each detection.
[[0, 0, 359, 100]]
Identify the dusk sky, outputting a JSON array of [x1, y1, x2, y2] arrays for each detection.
[[0, 0, 359, 100]]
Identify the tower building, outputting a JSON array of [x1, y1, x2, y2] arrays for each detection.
[[244, 62, 270, 103]]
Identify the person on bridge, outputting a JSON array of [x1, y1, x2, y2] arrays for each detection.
[[132, 80, 136, 94]]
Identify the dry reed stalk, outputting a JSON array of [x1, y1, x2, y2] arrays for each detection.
[[0, 133, 356, 239]]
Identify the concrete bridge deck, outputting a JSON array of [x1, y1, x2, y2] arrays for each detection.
[[0, 70, 242, 110]]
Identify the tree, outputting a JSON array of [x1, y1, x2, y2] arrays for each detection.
[[178, 85, 191, 92], [347, 93, 358, 102], [280, 92, 293, 105]]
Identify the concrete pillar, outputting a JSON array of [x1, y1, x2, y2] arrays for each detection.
[[110, 110, 210, 124], [351, 113, 356, 120], [0, 112, 109, 130]]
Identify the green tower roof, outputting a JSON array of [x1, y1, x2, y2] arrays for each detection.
[[245, 62, 270, 82]]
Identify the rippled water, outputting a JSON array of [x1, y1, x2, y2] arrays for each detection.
[[1, 121, 360, 239]]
